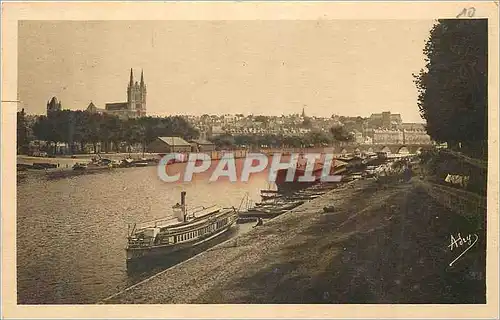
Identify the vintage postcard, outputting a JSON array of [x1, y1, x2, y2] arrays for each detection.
[[1, 1, 499, 319]]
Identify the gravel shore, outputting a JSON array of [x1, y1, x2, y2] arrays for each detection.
[[102, 179, 486, 304]]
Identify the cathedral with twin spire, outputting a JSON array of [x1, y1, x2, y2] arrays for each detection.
[[87, 68, 147, 119]]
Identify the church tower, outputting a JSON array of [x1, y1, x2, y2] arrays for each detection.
[[139, 69, 147, 117], [127, 68, 147, 117], [47, 96, 62, 115]]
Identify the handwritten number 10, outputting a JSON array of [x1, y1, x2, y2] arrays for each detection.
[[456, 7, 476, 18]]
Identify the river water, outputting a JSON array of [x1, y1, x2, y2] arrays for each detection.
[[17, 161, 271, 304]]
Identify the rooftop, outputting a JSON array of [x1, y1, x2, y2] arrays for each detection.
[[105, 102, 128, 111], [190, 139, 215, 145], [157, 136, 191, 146]]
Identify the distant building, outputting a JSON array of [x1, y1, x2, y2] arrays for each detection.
[[365, 126, 431, 145], [370, 129, 404, 144], [46, 97, 62, 115], [198, 130, 209, 140], [104, 69, 147, 119], [146, 137, 191, 154], [351, 129, 364, 144], [190, 139, 216, 152], [210, 125, 225, 137], [401, 122, 426, 131], [369, 111, 402, 129], [401, 122, 432, 144], [86, 101, 105, 114], [403, 129, 432, 144]]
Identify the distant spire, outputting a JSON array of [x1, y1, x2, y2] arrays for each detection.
[[140, 69, 144, 87], [302, 107, 306, 117], [129, 68, 134, 86]]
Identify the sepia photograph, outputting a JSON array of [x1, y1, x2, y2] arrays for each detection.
[[1, 1, 499, 319]]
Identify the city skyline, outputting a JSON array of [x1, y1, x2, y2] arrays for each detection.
[[19, 20, 434, 122]]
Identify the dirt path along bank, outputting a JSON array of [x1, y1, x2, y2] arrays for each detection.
[[103, 179, 486, 304]]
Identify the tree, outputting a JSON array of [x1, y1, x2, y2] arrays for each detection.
[[329, 125, 353, 142], [305, 131, 332, 147], [234, 134, 257, 147], [33, 114, 60, 154], [33, 110, 76, 154], [282, 135, 302, 148], [85, 113, 104, 153], [73, 111, 91, 153], [301, 118, 312, 128], [32, 110, 200, 154], [56, 110, 74, 149], [414, 19, 487, 158], [123, 118, 145, 153], [17, 109, 29, 154], [254, 115, 269, 128], [99, 114, 123, 152], [257, 134, 282, 148], [211, 134, 235, 149]]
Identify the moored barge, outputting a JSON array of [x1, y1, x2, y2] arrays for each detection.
[[275, 157, 347, 192]]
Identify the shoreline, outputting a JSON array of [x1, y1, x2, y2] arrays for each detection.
[[16, 151, 352, 180]]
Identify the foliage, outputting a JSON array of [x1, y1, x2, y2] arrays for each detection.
[[253, 115, 269, 128], [414, 19, 487, 158], [210, 134, 235, 149], [234, 134, 258, 147], [253, 115, 268, 123], [31, 111, 199, 154], [211, 130, 335, 149], [17, 109, 30, 154], [301, 118, 312, 128], [329, 125, 354, 142]]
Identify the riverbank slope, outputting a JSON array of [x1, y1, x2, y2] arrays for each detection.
[[103, 178, 486, 304]]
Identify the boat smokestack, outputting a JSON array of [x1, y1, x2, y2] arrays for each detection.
[[172, 191, 187, 222], [181, 191, 187, 222]]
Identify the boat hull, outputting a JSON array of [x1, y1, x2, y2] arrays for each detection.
[[133, 162, 149, 167], [126, 223, 235, 266], [238, 210, 285, 219], [275, 163, 347, 192], [238, 201, 304, 219], [275, 168, 323, 192]]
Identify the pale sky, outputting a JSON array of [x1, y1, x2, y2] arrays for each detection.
[[18, 20, 435, 122]]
